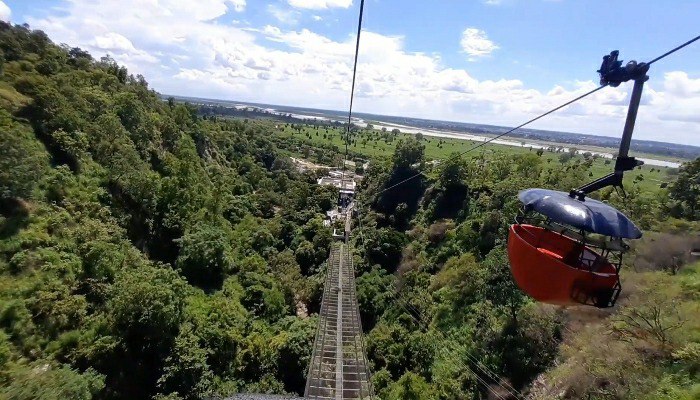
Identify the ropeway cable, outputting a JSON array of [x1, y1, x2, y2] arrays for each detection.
[[647, 35, 700, 65], [398, 289, 525, 399], [393, 287, 514, 400], [340, 8, 699, 399], [374, 33, 700, 196], [353, 203, 521, 399], [339, 0, 366, 195], [376, 84, 607, 195]]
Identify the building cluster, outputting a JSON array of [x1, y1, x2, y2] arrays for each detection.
[[317, 169, 357, 208], [317, 169, 359, 239]]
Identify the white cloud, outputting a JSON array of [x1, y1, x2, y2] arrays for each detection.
[[461, 28, 498, 60], [287, 0, 352, 10], [0, 1, 10, 22], [23, 0, 700, 145], [663, 71, 700, 98], [89, 32, 159, 63], [92, 32, 137, 52], [312, 15, 323, 21], [484, 0, 502, 5], [230, 0, 246, 12], [267, 4, 300, 25], [152, 0, 245, 21]]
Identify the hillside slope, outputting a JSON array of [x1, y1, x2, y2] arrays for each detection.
[[0, 22, 337, 399], [349, 136, 699, 399]]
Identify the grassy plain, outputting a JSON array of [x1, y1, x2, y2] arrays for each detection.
[[269, 122, 674, 194]]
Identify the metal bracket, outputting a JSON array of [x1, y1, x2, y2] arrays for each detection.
[[569, 155, 643, 200], [570, 172, 621, 200]]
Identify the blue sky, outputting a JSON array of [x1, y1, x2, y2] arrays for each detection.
[[2, 0, 699, 144]]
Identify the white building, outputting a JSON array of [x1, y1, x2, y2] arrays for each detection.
[[317, 174, 356, 193]]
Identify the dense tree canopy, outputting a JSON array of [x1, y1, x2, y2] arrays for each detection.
[[0, 109, 48, 200], [669, 157, 700, 220], [353, 125, 700, 399], [392, 137, 425, 170], [0, 22, 333, 399], [0, 21, 698, 400]]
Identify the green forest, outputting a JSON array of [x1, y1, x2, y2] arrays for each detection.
[[0, 22, 698, 400]]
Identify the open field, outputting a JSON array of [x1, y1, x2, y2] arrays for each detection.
[[187, 97, 700, 162], [266, 122, 675, 194]]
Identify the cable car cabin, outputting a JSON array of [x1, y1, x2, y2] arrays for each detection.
[[508, 189, 642, 308]]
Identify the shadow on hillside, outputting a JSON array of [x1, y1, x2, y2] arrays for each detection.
[[0, 198, 30, 239], [425, 184, 469, 221], [374, 168, 426, 230]]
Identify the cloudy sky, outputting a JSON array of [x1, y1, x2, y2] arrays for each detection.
[[2, 0, 699, 145]]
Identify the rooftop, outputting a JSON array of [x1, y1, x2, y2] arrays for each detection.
[[317, 177, 356, 191]]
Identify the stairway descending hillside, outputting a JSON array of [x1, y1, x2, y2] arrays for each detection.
[[304, 243, 372, 399]]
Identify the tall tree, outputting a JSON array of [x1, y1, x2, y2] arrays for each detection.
[[669, 157, 700, 220], [0, 111, 49, 200], [437, 153, 468, 188], [392, 138, 425, 170]]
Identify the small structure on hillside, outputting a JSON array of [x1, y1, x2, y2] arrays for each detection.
[[324, 208, 343, 227], [339, 189, 354, 208], [317, 169, 357, 209], [317, 169, 358, 240], [317, 175, 356, 193]]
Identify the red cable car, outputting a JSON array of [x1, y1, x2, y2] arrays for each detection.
[[508, 189, 642, 308], [508, 50, 650, 308]]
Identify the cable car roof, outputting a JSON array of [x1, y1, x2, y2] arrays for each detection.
[[518, 189, 642, 239]]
